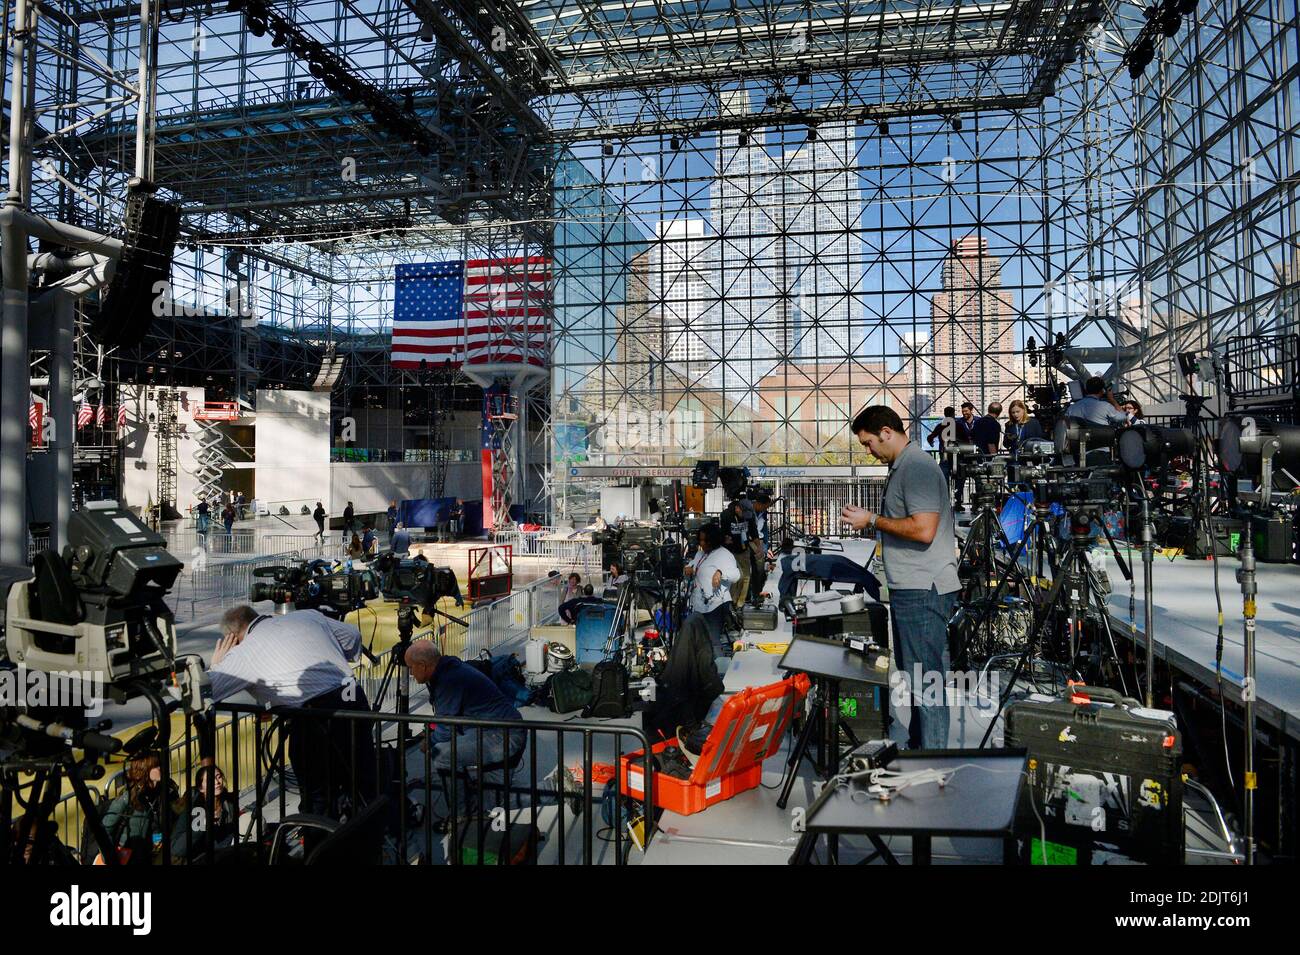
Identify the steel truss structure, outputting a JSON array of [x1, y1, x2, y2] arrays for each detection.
[[10, 0, 1300, 525]]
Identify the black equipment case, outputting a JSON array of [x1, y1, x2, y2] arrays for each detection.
[[741, 605, 778, 631], [793, 603, 889, 643], [1005, 684, 1183, 863]]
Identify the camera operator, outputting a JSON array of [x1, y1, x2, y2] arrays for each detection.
[[721, 499, 757, 610], [1066, 376, 1128, 427], [841, 406, 960, 750], [208, 605, 375, 816], [684, 522, 739, 655], [747, 490, 775, 606]]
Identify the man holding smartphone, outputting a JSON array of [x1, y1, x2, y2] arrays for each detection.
[[841, 405, 960, 750]]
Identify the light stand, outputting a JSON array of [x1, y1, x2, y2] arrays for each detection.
[[1137, 485, 1157, 708], [1234, 521, 1258, 866]]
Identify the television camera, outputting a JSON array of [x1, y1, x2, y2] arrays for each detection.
[[2, 502, 206, 865], [593, 522, 682, 582], [3, 502, 184, 702], [370, 552, 463, 610], [250, 558, 378, 617]]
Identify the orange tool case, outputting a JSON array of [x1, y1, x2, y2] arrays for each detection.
[[619, 674, 810, 815]]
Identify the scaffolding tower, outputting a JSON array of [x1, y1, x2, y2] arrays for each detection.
[[153, 388, 181, 520]]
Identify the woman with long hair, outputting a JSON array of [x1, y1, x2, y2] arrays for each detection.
[[1002, 399, 1045, 454], [171, 764, 240, 863], [92, 752, 179, 864]]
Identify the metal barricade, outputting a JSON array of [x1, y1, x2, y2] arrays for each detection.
[[173, 550, 302, 623], [782, 479, 888, 537], [177, 701, 657, 865]]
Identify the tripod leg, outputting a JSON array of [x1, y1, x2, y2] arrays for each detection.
[[67, 762, 120, 866], [1084, 568, 1132, 698], [778, 701, 823, 810], [978, 563, 1074, 749]]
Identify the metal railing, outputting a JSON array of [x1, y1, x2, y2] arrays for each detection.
[[48, 708, 265, 860], [781, 478, 888, 538], [257, 533, 348, 560], [491, 528, 601, 572], [193, 700, 656, 865], [166, 527, 260, 557], [173, 550, 303, 623]]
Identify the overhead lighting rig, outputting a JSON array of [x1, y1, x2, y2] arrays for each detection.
[[1122, 0, 1199, 79], [228, 0, 434, 155]]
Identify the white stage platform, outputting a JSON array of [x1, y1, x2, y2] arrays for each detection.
[[1100, 553, 1300, 742]]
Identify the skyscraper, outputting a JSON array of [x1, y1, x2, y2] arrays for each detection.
[[652, 219, 716, 380], [711, 90, 860, 390], [930, 234, 1018, 412]]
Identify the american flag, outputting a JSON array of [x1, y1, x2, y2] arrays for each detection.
[[117, 402, 127, 431], [95, 400, 107, 427], [391, 256, 551, 370], [77, 397, 92, 428]]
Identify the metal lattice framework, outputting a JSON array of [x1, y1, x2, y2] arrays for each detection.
[[13, 0, 1300, 522]]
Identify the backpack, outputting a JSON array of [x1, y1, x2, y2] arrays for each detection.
[[548, 668, 593, 714], [490, 653, 531, 707], [582, 660, 631, 719]]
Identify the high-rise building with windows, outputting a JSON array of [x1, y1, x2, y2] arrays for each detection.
[[711, 90, 860, 390], [930, 234, 1019, 412]]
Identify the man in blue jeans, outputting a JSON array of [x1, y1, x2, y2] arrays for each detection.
[[842, 405, 960, 749], [405, 642, 525, 817]]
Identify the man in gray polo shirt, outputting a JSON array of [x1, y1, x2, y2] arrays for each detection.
[[841, 405, 960, 749]]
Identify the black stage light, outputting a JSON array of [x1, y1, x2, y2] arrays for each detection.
[[1128, 36, 1155, 79], [603, 142, 613, 156], [247, 14, 267, 37], [951, 116, 963, 132], [1218, 417, 1300, 476], [797, 70, 810, 86], [737, 131, 749, 147], [670, 136, 681, 151], [879, 120, 889, 135], [1054, 417, 1117, 458], [1177, 0, 1197, 13], [807, 125, 817, 141], [1118, 424, 1196, 470], [1160, 7, 1182, 36]]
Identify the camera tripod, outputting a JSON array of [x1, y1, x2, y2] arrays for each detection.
[[978, 503, 1135, 749], [2, 680, 175, 866], [954, 480, 1049, 668], [1, 718, 121, 865], [370, 598, 468, 715]]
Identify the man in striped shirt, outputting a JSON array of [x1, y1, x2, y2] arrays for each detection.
[[209, 605, 375, 816]]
